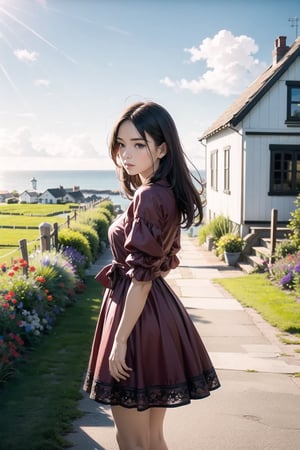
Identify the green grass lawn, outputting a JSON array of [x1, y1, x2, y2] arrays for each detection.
[[0, 204, 74, 263], [0, 215, 66, 227], [215, 273, 300, 336], [0, 277, 102, 450], [0, 204, 77, 216]]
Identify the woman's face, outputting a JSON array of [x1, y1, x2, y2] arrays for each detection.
[[116, 120, 166, 182]]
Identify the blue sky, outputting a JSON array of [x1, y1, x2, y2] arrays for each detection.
[[0, 0, 299, 171]]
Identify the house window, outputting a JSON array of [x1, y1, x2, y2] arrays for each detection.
[[210, 150, 218, 191], [224, 146, 230, 193], [286, 81, 300, 125], [269, 144, 300, 195]]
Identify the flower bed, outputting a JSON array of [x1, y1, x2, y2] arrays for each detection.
[[0, 250, 85, 384], [268, 251, 300, 293]]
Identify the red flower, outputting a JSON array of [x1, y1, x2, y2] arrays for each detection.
[[2, 355, 9, 364], [29, 266, 36, 272], [8, 271, 15, 277], [36, 276, 46, 283], [11, 298, 17, 305], [14, 335, 24, 346], [19, 259, 28, 267], [12, 265, 19, 272], [47, 295, 53, 302], [2, 303, 9, 309]]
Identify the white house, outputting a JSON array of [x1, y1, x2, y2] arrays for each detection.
[[200, 35, 300, 237], [19, 190, 39, 204], [39, 188, 67, 204], [0, 191, 12, 203], [38, 187, 85, 204], [64, 188, 85, 204]]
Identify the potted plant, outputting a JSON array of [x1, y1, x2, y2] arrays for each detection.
[[216, 233, 244, 266]]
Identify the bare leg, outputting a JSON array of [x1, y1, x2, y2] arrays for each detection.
[[111, 405, 150, 450], [111, 406, 168, 450], [149, 408, 168, 450]]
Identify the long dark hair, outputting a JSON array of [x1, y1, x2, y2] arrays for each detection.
[[109, 101, 203, 228]]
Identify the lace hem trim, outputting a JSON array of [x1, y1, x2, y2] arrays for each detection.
[[83, 369, 220, 411]]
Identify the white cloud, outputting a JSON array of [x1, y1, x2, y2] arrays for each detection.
[[0, 128, 99, 159], [35, 0, 48, 7], [0, 127, 32, 156], [14, 48, 39, 62], [34, 79, 50, 87], [160, 29, 267, 96]]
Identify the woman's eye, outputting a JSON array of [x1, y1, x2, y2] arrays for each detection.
[[135, 143, 145, 149], [116, 142, 124, 149]]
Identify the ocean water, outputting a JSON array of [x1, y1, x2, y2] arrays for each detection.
[[0, 170, 119, 193], [0, 169, 131, 210], [0, 169, 205, 213]]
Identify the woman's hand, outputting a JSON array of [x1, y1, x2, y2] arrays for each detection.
[[109, 339, 132, 382]]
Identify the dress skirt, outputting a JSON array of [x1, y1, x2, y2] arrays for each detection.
[[83, 273, 220, 412]]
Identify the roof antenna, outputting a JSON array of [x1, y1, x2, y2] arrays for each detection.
[[288, 16, 299, 39]]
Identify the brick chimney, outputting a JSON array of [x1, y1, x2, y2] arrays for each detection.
[[272, 36, 289, 64]]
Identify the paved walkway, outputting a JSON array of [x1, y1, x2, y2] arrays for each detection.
[[66, 235, 300, 450]]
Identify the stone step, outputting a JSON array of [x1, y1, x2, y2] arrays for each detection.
[[252, 246, 271, 259], [244, 254, 266, 271]]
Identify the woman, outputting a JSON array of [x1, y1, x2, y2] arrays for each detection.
[[83, 101, 220, 450]]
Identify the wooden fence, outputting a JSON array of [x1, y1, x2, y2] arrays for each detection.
[[2, 197, 107, 269]]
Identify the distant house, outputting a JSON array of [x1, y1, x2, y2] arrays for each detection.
[[64, 189, 85, 204], [19, 190, 39, 204], [0, 190, 12, 203], [39, 187, 86, 204], [200, 35, 300, 236], [39, 188, 67, 204]]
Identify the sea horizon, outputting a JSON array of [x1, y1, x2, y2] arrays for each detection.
[[0, 168, 206, 194]]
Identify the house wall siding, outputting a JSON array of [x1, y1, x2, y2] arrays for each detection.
[[203, 52, 300, 231], [243, 58, 300, 130], [243, 134, 297, 222], [39, 193, 57, 204], [205, 128, 243, 225], [240, 58, 300, 222]]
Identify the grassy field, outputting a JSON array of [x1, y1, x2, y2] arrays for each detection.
[[0, 203, 77, 263], [215, 274, 300, 336], [0, 204, 77, 216], [0, 215, 66, 227], [0, 277, 102, 450]]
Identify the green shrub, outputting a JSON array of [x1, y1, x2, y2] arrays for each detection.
[[78, 210, 110, 246], [287, 194, 300, 249], [99, 200, 115, 216], [197, 215, 236, 246], [58, 228, 92, 266], [70, 223, 100, 260], [274, 239, 298, 259], [216, 233, 244, 256], [98, 206, 113, 223]]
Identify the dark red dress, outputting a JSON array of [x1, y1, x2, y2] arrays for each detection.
[[83, 180, 220, 411]]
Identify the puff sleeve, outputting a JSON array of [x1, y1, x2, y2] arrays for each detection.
[[124, 184, 180, 282]]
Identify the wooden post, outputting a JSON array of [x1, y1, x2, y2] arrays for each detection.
[[270, 208, 278, 258], [53, 222, 59, 250], [67, 215, 70, 228], [19, 239, 29, 277], [39, 222, 51, 252]]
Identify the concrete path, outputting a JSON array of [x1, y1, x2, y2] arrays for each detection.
[[66, 236, 300, 450]]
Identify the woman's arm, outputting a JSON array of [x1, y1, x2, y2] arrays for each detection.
[[109, 278, 152, 382]]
